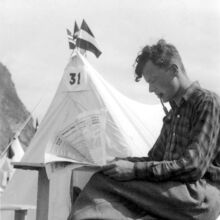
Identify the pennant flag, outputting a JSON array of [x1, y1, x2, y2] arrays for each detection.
[[7, 137, 24, 162], [73, 21, 79, 39], [66, 21, 80, 50], [7, 138, 15, 159], [7, 145, 15, 159], [66, 28, 75, 49], [76, 20, 102, 58]]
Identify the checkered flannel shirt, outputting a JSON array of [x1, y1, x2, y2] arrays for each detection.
[[132, 82, 220, 183]]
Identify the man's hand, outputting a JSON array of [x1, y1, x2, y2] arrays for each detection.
[[101, 160, 135, 181]]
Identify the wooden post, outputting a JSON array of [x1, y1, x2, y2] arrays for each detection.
[[36, 167, 50, 220], [12, 162, 50, 220]]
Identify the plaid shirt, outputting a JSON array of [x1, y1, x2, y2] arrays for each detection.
[[133, 82, 220, 183]]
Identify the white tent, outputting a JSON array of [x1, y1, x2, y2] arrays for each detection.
[[0, 137, 24, 193], [1, 51, 165, 220], [20, 51, 164, 166]]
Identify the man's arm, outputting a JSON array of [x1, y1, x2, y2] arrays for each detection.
[[135, 94, 220, 182], [101, 116, 169, 180]]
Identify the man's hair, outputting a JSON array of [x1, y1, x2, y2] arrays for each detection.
[[134, 39, 185, 82]]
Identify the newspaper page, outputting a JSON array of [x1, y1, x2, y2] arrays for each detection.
[[47, 109, 107, 167]]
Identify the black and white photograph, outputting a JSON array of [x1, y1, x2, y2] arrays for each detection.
[[0, 1, 220, 220]]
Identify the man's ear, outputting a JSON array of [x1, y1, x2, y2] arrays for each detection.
[[170, 64, 178, 76]]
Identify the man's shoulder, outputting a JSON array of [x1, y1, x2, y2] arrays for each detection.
[[189, 87, 220, 108]]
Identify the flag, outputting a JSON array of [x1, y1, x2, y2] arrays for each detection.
[[73, 21, 79, 39], [7, 138, 14, 159], [66, 28, 75, 49], [6, 137, 24, 162], [7, 146, 15, 159], [67, 21, 80, 50], [76, 20, 102, 58]]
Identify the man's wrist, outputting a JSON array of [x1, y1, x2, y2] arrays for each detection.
[[134, 161, 149, 179]]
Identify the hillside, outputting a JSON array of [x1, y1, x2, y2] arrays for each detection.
[[0, 62, 35, 153]]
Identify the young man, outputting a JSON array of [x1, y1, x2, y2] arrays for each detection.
[[70, 40, 220, 220]]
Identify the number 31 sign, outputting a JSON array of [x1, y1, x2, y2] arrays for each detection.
[[69, 72, 81, 85], [63, 69, 89, 91]]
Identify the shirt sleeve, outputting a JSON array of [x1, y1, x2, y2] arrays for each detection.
[[134, 94, 220, 182]]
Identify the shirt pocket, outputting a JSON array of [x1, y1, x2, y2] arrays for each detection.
[[173, 117, 191, 158]]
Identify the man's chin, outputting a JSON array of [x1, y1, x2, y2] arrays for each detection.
[[160, 96, 169, 103], [156, 94, 169, 103]]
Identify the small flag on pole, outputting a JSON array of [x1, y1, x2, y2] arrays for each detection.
[[73, 21, 79, 39], [76, 20, 102, 58], [7, 146, 15, 159], [7, 138, 15, 159], [66, 28, 75, 49], [6, 137, 24, 162], [67, 21, 80, 50]]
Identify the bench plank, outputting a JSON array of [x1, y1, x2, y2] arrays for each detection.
[[0, 204, 36, 220]]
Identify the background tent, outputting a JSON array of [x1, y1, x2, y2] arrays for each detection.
[[1, 51, 164, 220], [0, 137, 24, 194]]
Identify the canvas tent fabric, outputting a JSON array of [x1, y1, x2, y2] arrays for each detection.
[[1, 51, 166, 220]]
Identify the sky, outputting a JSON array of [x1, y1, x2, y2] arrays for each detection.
[[0, 0, 220, 120]]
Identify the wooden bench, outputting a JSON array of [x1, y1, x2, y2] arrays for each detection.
[[0, 204, 35, 220], [9, 161, 76, 220]]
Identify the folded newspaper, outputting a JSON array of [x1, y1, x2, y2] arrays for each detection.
[[45, 109, 107, 167]]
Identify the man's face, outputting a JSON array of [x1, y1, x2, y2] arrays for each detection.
[[142, 60, 179, 102]]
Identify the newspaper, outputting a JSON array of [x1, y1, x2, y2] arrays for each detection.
[[46, 109, 107, 167]]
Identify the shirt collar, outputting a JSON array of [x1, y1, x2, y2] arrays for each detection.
[[170, 81, 200, 109]]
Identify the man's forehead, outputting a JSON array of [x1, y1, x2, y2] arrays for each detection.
[[143, 61, 160, 77]]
